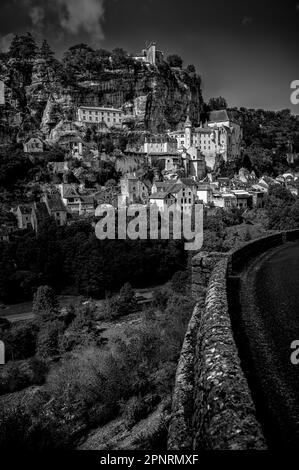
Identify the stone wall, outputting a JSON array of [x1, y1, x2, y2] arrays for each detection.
[[168, 230, 299, 450], [192, 258, 266, 449]]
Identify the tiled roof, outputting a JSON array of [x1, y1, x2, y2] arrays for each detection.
[[34, 202, 49, 221], [150, 191, 171, 200], [180, 178, 197, 187], [62, 184, 79, 198]]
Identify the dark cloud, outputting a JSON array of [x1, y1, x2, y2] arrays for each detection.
[[56, 0, 106, 42]]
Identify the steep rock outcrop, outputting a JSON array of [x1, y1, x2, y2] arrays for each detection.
[[1, 54, 203, 141]]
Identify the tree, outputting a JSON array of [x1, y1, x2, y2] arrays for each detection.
[[36, 320, 64, 358], [62, 43, 102, 79], [39, 40, 55, 63], [111, 48, 133, 69], [33, 285, 59, 323], [9, 33, 38, 60], [105, 283, 137, 319], [105, 179, 117, 190], [167, 54, 183, 68], [186, 64, 196, 73], [208, 96, 228, 110]]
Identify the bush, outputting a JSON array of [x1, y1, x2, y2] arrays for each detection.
[[104, 283, 138, 319], [153, 287, 171, 310], [0, 357, 48, 394], [33, 285, 59, 323], [171, 271, 189, 294], [36, 320, 64, 358], [2, 320, 38, 361], [59, 302, 100, 353], [122, 396, 148, 429]]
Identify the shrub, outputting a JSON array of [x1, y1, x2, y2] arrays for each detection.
[[122, 396, 148, 429], [153, 287, 171, 310], [0, 357, 48, 394], [2, 320, 38, 361], [171, 270, 189, 294], [33, 285, 59, 323], [36, 320, 64, 358]]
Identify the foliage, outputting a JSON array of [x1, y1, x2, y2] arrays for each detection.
[[265, 185, 299, 230], [171, 270, 189, 294], [186, 64, 196, 74], [0, 281, 193, 449], [167, 54, 183, 68], [0, 357, 48, 395], [36, 319, 64, 359], [1, 320, 38, 361], [59, 302, 100, 353], [9, 33, 38, 60], [207, 96, 228, 110], [104, 282, 137, 319], [33, 285, 59, 323], [122, 395, 152, 429], [0, 220, 186, 302]]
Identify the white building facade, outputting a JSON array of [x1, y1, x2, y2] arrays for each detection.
[[169, 110, 242, 170], [77, 106, 123, 128]]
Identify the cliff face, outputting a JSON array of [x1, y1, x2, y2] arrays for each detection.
[[0, 55, 203, 140]]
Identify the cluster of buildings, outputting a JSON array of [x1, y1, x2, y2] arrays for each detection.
[[119, 167, 299, 216], [1, 42, 298, 242], [2, 166, 295, 244], [1, 184, 104, 238]]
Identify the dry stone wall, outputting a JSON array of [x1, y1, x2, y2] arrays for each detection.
[[169, 230, 299, 450]]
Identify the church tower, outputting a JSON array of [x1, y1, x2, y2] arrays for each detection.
[[184, 114, 192, 149]]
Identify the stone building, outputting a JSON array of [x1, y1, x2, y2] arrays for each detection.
[[143, 135, 177, 154], [16, 205, 32, 229], [181, 146, 206, 179], [169, 111, 242, 169], [134, 42, 164, 66], [23, 137, 44, 153], [77, 106, 123, 128], [42, 194, 67, 226], [120, 174, 149, 205], [151, 178, 198, 213]]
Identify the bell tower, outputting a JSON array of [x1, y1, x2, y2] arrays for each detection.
[[184, 114, 192, 149]]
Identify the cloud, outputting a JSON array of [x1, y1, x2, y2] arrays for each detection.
[[242, 16, 253, 25], [57, 0, 106, 41], [29, 5, 45, 27], [0, 33, 14, 52]]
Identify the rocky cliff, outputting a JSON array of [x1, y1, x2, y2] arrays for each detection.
[[0, 52, 203, 141]]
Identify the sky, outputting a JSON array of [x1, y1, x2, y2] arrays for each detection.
[[0, 0, 298, 114]]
